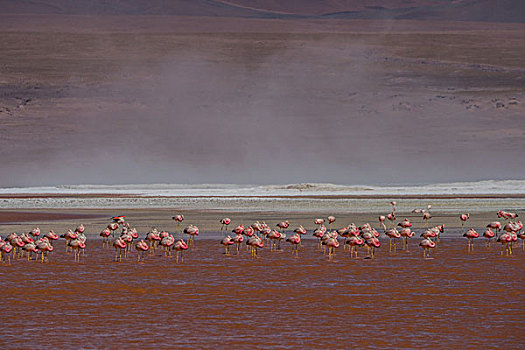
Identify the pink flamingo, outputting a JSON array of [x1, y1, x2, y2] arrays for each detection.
[[294, 225, 307, 235], [107, 223, 119, 237], [497, 232, 512, 255], [146, 229, 161, 253], [378, 215, 387, 231], [1, 241, 13, 264], [398, 218, 412, 229], [22, 242, 38, 261], [100, 228, 111, 247], [419, 238, 436, 259], [68, 238, 85, 262], [268, 230, 283, 251], [160, 234, 175, 256], [483, 228, 495, 246], [61, 230, 78, 252], [385, 228, 401, 252], [463, 228, 479, 252], [276, 220, 290, 233], [29, 227, 40, 238], [400, 228, 415, 250], [486, 221, 501, 233], [36, 239, 53, 263], [220, 218, 231, 235], [286, 233, 301, 256], [221, 235, 235, 255], [247, 235, 264, 257], [113, 237, 127, 261], [314, 218, 324, 227], [135, 240, 149, 261], [390, 201, 397, 213], [172, 214, 185, 234], [44, 230, 59, 240], [243, 226, 254, 238], [345, 235, 364, 258], [183, 225, 199, 246], [327, 216, 336, 227], [172, 239, 189, 262], [324, 236, 340, 261], [364, 237, 380, 259], [423, 212, 432, 227], [313, 225, 327, 248], [232, 234, 244, 253], [460, 213, 470, 232], [232, 224, 245, 235]]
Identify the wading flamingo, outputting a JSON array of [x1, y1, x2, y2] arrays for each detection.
[[220, 218, 231, 235], [463, 228, 479, 252], [172, 239, 189, 263], [419, 238, 436, 259], [286, 233, 301, 256], [221, 235, 235, 255], [135, 240, 149, 262]]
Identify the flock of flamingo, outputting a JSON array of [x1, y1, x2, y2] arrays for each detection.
[[0, 202, 522, 265]]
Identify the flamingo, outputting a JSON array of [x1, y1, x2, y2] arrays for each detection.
[[1, 241, 13, 265], [146, 229, 161, 253], [160, 234, 175, 256], [183, 225, 199, 246], [36, 238, 53, 263], [221, 235, 235, 255], [293, 225, 307, 241], [44, 230, 59, 241], [172, 214, 185, 234], [313, 225, 327, 248], [232, 224, 245, 235], [60, 230, 77, 252], [460, 213, 470, 232], [220, 218, 231, 235], [113, 237, 127, 262], [68, 239, 85, 262], [400, 228, 415, 251], [327, 216, 336, 227], [107, 223, 119, 237], [463, 228, 479, 252], [345, 235, 364, 258], [419, 238, 436, 259], [483, 228, 495, 246], [29, 227, 40, 238], [390, 201, 397, 212], [385, 228, 401, 252], [497, 232, 512, 255], [246, 235, 264, 257], [135, 240, 149, 262], [268, 230, 283, 251], [22, 242, 38, 261], [378, 215, 387, 231], [314, 218, 324, 227], [423, 212, 432, 227], [398, 218, 412, 229], [276, 220, 290, 233], [286, 233, 301, 256], [486, 221, 501, 233], [324, 236, 340, 261], [75, 224, 85, 234], [172, 239, 189, 263], [232, 234, 244, 253], [364, 237, 380, 259]]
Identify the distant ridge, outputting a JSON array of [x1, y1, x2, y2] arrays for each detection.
[[0, 0, 524, 23]]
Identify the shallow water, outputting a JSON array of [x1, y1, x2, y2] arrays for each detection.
[[1, 236, 523, 349]]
